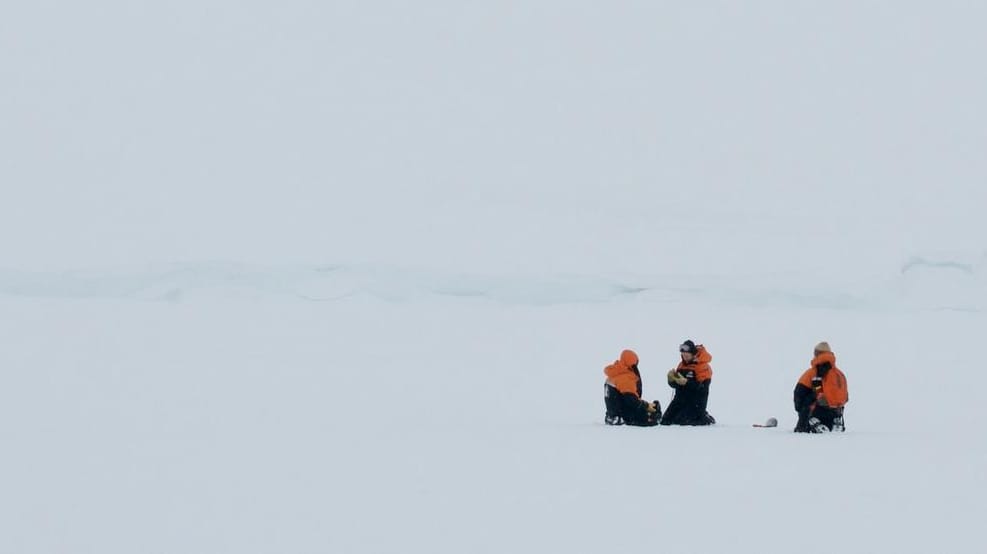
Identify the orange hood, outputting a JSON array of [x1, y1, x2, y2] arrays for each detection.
[[605, 349, 638, 379], [695, 345, 712, 364], [604, 349, 641, 397]]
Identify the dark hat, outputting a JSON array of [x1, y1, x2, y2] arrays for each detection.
[[679, 340, 697, 354]]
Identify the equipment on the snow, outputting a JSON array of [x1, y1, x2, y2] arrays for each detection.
[[753, 417, 778, 428]]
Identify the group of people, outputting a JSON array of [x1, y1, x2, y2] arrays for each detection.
[[603, 340, 849, 433]]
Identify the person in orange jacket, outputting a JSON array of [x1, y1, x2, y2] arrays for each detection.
[[794, 342, 849, 433], [604, 349, 661, 426], [660, 340, 716, 426]]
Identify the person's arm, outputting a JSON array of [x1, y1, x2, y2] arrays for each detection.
[[833, 370, 849, 406], [794, 382, 815, 414], [682, 377, 706, 392], [667, 369, 686, 388]]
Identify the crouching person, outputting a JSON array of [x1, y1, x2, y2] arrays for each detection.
[[660, 340, 716, 426], [604, 349, 661, 426], [794, 342, 849, 433]]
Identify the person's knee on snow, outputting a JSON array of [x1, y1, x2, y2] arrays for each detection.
[[604, 383, 623, 424]]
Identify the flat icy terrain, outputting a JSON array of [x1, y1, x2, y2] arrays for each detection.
[[2, 2, 986, 553]]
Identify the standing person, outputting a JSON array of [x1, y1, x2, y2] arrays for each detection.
[[794, 342, 849, 433], [660, 340, 716, 426], [604, 349, 661, 426]]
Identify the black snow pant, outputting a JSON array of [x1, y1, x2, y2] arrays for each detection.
[[660, 380, 715, 426], [795, 406, 846, 433], [605, 385, 660, 426]]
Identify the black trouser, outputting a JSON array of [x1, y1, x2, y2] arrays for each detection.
[[795, 406, 845, 433], [661, 380, 714, 426], [604, 384, 622, 418], [605, 385, 660, 426]]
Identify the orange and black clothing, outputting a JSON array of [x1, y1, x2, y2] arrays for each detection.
[[604, 350, 660, 426], [794, 351, 849, 433], [661, 345, 715, 426]]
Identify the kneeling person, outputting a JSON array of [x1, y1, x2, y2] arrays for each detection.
[[604, 349, 661, 426], [794, 342, 849, 433], [661, 340, 716, 426]]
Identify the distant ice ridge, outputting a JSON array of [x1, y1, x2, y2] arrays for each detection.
[[0, 262, 646, 305], [894, 252, 987, 312], [0, 257, 984, 311]]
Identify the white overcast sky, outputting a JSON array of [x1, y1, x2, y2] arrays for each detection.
[[2, 2, 985, 274]]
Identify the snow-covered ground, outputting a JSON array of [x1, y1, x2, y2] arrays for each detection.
[[1, 262, 985, 553], [4, 2, 987, 553]]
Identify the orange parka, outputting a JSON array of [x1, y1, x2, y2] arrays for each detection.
[[796, 351, 849, 409], [604, 350, 642, 398]]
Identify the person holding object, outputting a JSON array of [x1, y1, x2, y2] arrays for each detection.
[[794, 342, 849, 433], [660, 340, 716, 426]]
